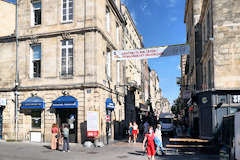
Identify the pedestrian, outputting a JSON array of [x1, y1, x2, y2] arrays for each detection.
[[51, 123, 59, 150], [128, 122, 133, 143], [143, 121, 149, 135], [176, 124, 182, 137], [142, 126, 156, 160], [132, 121, 139, 143], [154, 124, 165, 155], [62, 124, 70, 152]]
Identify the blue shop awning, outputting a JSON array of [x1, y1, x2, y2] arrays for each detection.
[[21, 96, 45, 109], [52, 96, 78, 108]]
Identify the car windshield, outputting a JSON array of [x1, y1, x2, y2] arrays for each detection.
[[159, 118, 172, 123]]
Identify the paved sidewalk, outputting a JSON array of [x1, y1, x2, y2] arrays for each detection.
[[0, 141, 219, 160]]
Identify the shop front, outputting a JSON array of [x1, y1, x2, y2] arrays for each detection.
[[52, 95, 78, 143], [196, 90, 240, 140], [20, 96, 45, 142]]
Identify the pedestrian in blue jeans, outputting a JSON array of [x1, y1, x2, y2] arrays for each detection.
[[62, 124, 70, 152], [154, 124, 165, 155]]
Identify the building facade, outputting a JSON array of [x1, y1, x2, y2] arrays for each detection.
[[121, 4, 145, 125], [183, 0, 240, 139], [0, 0, 15, 37], [0, 0, 129, 143]]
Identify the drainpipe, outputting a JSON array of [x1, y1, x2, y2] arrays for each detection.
[[83, 0, 86, 143], [15, 0, 19, 141]]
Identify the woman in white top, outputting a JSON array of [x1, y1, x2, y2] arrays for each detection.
[[132, 121, 139, 143], [155, 124, 165, 155]]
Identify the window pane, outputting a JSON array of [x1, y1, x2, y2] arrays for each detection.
[[63, 9, 67, 15], [69, 8, 73, 14], [69, 2, 73, 7], [63, 3, 67, 8], [33, 2, 41, 9], [34, 9, 41, 25], [32, 45, 41, 60], [61, 63, 66, 75], [33, 60, 41, 78], [62, 40, 66, 46], [68, 48, 73, 56], [68, 39, 73, 45], [62, 48, 66, 57], [69, 14, 73, 20], [62, 58, 66, 65], [31, 111, 41, 128], [68, 57, 73, 66]]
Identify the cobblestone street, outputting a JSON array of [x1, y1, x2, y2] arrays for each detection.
[[0, 141, 219, 160]]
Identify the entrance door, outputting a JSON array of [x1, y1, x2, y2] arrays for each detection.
[[0, 108, 2, 139], [56, 108, 77, 143]]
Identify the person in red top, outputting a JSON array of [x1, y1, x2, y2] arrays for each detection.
[[142, 126, 156, 160], [51, 123, 59, 150]]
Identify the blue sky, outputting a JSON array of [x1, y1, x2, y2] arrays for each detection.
[[6, 0, 186, 104], [122, 0, 186, 104]]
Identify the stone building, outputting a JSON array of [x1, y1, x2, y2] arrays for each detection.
[[0, 0, 15, 37], [183, 0, 240, 139], [149, 70, 159, 111], [0, 0, 130, 143], [121, 4, 144, 125]]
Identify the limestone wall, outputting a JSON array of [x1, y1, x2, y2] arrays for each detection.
[[213, 0, 240, 89]]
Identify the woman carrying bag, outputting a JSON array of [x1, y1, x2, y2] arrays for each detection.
[[142, 126, 156, 160]]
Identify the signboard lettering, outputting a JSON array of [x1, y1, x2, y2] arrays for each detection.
[[232, 95, 240, 103], [112, 44, 190, 60]]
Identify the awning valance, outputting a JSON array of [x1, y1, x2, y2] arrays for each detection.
[[52, 96, 78, 108], [21, 96, 45, 109]]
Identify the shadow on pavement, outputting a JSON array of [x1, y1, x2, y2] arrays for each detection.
[[128, 150, 145, 156]]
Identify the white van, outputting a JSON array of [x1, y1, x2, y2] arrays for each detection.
[[159, 113, 174, 135]]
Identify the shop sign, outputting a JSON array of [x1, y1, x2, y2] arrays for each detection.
[[87, 111, 99, 137], [201, 97, 208, 104], [232, 95, 240, 103], [106, 98, 115, 110], [0, 98, 6, 106]]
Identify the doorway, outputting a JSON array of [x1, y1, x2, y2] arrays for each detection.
[[56, 108, 77, 143]]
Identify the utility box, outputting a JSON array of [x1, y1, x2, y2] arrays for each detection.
[[30, 131, 41, 142]]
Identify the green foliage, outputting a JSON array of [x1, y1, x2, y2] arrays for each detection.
[[171, 97, 187, 116]]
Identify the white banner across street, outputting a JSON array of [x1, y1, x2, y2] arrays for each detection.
[[112, 44, 190, 60]]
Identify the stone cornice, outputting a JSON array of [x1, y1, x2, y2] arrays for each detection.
[[108, 0, 126, 25], [0, 26, 118, 50], [0, 82, 125, 97]]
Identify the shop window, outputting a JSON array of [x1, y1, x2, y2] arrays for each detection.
[[62, 0, 73, 22], [218, 95, 227, 104], [31, 111, 41, 129], [61, 39, 73, 76], [32, 1, 41, 26]]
